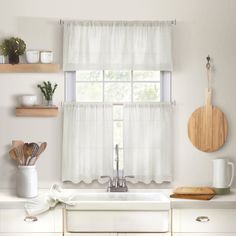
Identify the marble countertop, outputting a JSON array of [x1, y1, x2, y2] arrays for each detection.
[[0, 188, 236, 209]]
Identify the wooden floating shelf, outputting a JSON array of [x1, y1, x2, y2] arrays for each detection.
[[0, 64, 60, 73], [16, 106, 59, 117]]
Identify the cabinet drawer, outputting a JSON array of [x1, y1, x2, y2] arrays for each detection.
[[172, 209, 236, 233], [0, 209, 63, 233]]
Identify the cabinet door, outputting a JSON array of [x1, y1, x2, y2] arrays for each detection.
[[0, 209, 63, 233], [64, 234, 116, 236], [172, 234, 236, 236], [0, 234, 62, 236], [118, 234, 171, 236], [172, 209, 236, 233]]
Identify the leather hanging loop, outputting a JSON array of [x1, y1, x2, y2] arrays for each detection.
[[206, 55, 212, 90]]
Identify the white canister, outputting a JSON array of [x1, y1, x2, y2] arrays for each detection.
[[16, 166, 38, 198], [26, 50, 40, 63], [40, 51, 53, 63], [213, 158, 234, 189], [0, 55, 5, 64]]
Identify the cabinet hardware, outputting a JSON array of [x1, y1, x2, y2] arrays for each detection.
[[24, 216, 38, 222], [196, 216, 210, 222]]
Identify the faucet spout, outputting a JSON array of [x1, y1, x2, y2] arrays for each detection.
[[115, 144, 119, 181]]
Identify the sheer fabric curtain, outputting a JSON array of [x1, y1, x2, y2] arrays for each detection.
[[123, 103, 172, 184], [63, 20, 173, 71], [62, 103, 113, 183]]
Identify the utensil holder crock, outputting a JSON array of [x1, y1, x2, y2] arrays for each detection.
[[16, 165, 38, 198]]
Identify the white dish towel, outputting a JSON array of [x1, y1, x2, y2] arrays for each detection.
[[25, 184, 76, 216]]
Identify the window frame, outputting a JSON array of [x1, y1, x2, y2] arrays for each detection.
[[64, 71, 172, 103], [65, 70, 172, 170]]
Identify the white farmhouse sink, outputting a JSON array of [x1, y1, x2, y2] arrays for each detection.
[[65, 193, 170, 233], [70, 192, 168, 201], [65, 191, 170, 233], [66, 191, 170, 210]]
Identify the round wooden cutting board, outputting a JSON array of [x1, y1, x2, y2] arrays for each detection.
[[188, 88, 228, 152]]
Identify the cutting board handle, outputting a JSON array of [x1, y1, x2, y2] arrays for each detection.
[[205, 88, 212, 106]]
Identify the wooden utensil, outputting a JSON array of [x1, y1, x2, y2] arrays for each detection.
[[9, 147, 23, 165], [188, 56, 228, 152], [23, 143, 31, 165], [12, 140, 24, 148], [9, 149, 20, 165], [29, 142, 47, 165]]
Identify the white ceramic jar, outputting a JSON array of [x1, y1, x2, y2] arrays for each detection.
[[40, 51, 53, 63], [26, 50, 40, 63], [16, 166, 38, 198], [21, 95, 37, 106], [0, 55, 5, 64]]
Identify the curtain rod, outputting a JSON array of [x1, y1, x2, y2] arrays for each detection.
[[59, 19, 177, 25]]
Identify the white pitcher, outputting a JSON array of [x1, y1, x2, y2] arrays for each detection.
[[213, 158, 234, 189]]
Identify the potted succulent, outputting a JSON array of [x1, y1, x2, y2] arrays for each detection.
[[37, 81, 58, 106], [0, 37, 26, 64]]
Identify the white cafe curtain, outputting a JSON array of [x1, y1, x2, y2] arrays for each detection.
[[63, 20, 173, 71], [123, 103, 173, 184], [62, 103, 113, 183]]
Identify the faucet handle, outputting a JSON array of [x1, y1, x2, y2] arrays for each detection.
[[100, 175, 112, 181], [124, 175, 135, 179]]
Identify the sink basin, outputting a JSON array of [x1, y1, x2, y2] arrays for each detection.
[[70, 192, 168, 202], [66, 191, 170, 210], [65, 192, 170, 233]]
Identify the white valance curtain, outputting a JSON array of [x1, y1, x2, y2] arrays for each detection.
[[63, 20, 173, 71], [62, 103, 113, 183], [123, 103, 172, 184]]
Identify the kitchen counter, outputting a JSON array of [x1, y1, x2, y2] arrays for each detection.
[[0, 189, 236, 209]]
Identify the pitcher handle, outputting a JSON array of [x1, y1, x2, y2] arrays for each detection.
[[228, 162, 235, 187]]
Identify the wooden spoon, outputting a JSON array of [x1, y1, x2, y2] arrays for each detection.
[[23, 143, 31, 165], [9, 147, 23, 165]]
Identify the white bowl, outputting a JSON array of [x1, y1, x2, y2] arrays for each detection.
[[40, 51, 53, 63], [26, 50, 40, 64], [21, 95, 37, 107]]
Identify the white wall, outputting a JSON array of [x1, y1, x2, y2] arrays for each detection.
[[0, 0, 236, 189]]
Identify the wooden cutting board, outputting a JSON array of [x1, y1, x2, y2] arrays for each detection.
[[188, 88, 228, 152], [170, 193, 215, 201]]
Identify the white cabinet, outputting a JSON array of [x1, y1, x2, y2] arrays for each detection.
[[172, 234, 235, 236], [172, 209, 236, 235], [118, 234, 171, 236], [65, 233, 170, 236], [64, 234, 116, 236], [0, 234, 62, 236], [0, 208, 63, 234]]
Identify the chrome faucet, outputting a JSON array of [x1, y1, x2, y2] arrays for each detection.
[[101, 144, 134, 192]]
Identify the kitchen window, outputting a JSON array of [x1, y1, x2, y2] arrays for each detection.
[[62, 20, 173, 183], [65, 70, 171, 170]]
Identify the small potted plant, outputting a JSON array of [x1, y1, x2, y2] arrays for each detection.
[[37, 81, 58, 106], [0, 37, 26, 64]]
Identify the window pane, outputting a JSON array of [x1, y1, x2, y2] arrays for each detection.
[[133, 83, 160, 102], [113, 105, 123, 120], [133, 71, 160, 81], [77, 71, 102, 81], [105, 70, 131, 81], [104, 83, 131, 102], [76, 83, 103, 102], [113, 121, 123, 148]]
